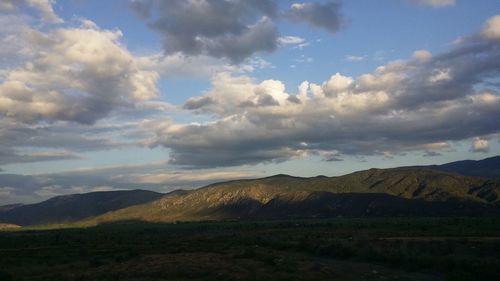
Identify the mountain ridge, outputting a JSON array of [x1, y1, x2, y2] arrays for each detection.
[[405, 156, 500, 179], [0, 189, 163, 226], [80, 166, 500, 226], [2, 156, 499, 227]]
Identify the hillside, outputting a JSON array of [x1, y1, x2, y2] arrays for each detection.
[[3, 157, 499, 227], [0, 204, 24, 212], [0, 223, 20, 230], [0, 190, 163, 226], [83, 168, 500, 225], [416, 156, 500, 179]]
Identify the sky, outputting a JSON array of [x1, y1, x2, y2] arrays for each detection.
[[0, 0, 499, 205]]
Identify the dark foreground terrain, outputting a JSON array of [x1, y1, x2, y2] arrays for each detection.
[[0, 217, 499, 281]]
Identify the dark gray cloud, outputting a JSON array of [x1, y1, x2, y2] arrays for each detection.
[[0, 117, 138, 166], [284, 1, 344, 33], [394, 40, 500, 110], [130, 0, 153, 19], [131, 0, 344, 62], [323, 152, 344, 162], [22, 121, 141, 151], [183, 96, 215, 110], [423, 151, 442, 157], [131, 0, 279, 63]]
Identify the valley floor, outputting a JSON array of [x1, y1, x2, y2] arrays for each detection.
[[0, 217, 499, 281]]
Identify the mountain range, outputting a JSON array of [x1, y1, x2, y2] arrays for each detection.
[[405, 155, 500, 178], [1, 156, 499, 227], [0, 190, 163, 226]]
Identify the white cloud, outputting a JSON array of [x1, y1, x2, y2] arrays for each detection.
[[0, 15, 166, 168], [181, 73, 290, 115], [481, 15, 500, 40], [0, 19, 159, 124], [278, 36, 305, 46], [345, 55, 366, 62], [0, 15, 38, 69], [471, 138, 490, 153], [418, 142, 450, 150], [428, 68, 452, 83], [411, 0, 456, 8], [0, 0, 63, 23], [412, 49, 432, 62], [321, 73, 355, 96]]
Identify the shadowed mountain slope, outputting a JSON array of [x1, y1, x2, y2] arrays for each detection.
[[83, 168, 500, 225], [0, 190, 163, 226], [410, 156, 500, 179], [3, 156, 499, 227], [0, 204, 24, 212]]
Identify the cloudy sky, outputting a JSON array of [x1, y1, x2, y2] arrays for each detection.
[[0, 0, 499, 204]]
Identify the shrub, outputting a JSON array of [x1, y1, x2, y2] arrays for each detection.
[[0, 271, 13, 281]]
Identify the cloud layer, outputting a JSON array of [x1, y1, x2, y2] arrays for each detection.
[[147, 15, 500, 168], [411, 0, 456, 7], [0, 163, 257, 204]]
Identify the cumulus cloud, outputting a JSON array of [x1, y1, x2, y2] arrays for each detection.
[[131, 0, 279, 63], [471, 138, 490, 153], [131, 1, 344, 62], [411, 0, 455, 8], [285, 1, 344, 33], [0, 11, 181, 168], [0, 15, 35, 69], [0, 19, 159, 124], [1, 4, 275, 168], [0, 0, 63, 23], [482, 15, 500, 40], [145, 16, 500, 168], [412, 49, 432, 61]]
